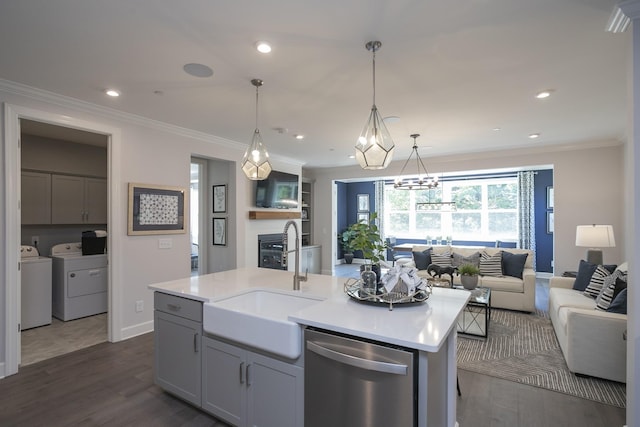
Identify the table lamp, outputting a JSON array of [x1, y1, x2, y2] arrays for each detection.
[[575, 224, 615, 265]]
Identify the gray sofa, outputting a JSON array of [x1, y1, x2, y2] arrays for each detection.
[[404, 245, 536, 312], [549, 275, 627, 383]]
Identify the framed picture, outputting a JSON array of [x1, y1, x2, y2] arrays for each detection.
[[547, 186, 554, 209], [128, 183, 187, 235], [213, 184, 227, 213], [357, 194, 369, 212], [213, 218, 227, 246], [547, 211, 554, 234], [357, 212, 369, 223]]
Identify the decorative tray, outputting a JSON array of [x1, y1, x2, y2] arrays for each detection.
[[343, 278, 432, 310]]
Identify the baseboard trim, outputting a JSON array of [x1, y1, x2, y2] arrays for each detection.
[[120, 320, 154, 341], [0, 361, 5, 379]]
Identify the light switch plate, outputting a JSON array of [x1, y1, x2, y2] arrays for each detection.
[[158, 238, 172, 249]]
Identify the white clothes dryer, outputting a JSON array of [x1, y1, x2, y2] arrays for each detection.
[[20, 245, 52, 330], [51, 242, 108, 321]]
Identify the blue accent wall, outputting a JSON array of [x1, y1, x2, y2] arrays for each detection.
[[534, 169, 553, 272], [336, 171, 554, 271]]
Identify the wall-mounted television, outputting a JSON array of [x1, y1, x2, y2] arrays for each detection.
[[254, 170, 299, 209]]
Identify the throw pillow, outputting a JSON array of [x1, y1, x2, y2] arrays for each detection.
[[573, 260, 617, 291], [595, 270, 627, 311], [431, 252, 452, 267], [412, 248, 432, 270], [583, 265, 612, 299], [479, 251, 503, 276], [607, 288, 627, 314], [451, 252, 480, 268], [501, 251, 528, 279]]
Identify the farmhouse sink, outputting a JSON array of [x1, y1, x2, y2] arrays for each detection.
[[203, 289, 324, 359]]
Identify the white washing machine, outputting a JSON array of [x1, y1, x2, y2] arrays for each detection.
[[20, 245, 53, 330], [51, 242, 108, 321]]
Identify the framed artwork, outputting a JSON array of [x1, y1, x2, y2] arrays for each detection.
[[357, 212, 369, 223], [357, 194, 369, 212], [547, 211, 554, 234], [547, 186, 554, 209], [213, 184, 227, 213], [213, 218, 227, 246], [128, 183, 187, 235]]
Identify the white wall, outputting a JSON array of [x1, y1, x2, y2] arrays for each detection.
[[305, 141, 625, 276], [0, 80, 302, 374]]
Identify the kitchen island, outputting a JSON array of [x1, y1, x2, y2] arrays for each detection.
[[149, 267, 469, 427]]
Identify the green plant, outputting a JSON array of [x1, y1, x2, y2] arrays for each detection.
[[458, 263, 480, 276], [344, 212, 387, 265], [340, 228, 357, 253]]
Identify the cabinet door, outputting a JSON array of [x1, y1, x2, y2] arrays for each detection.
[[51, 174, 85, 224], [21, 172, 51, 224], [247, 352, 304, 427], [202, 337, 246, 426], [85, 178, 107, 224], [154, 311, 202, 407]]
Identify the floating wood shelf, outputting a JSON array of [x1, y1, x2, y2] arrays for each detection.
[[248, 210, 301, 220]]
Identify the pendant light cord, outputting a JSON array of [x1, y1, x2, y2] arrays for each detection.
[[372, 47, 377, 106], [255, 85, 259, 130]]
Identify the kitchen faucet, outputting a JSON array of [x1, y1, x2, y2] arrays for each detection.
[[282, 220, 308, 290]]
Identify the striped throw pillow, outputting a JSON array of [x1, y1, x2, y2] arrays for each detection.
[[596, 270, 627, 311], [431, 252, 452, 267], [480, 251, 503, 276], [583, 265, 611, 299]]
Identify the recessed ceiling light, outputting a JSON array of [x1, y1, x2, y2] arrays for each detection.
[[348, 154, 355, 159], [535, 90, 554, 99], [294, 134, 304, 140], [105, 89, 120, 97], [183, 63, 214, 78], [529, 133, 541, 139], [255, 41, 272, 53], [492, 127, 502, 131], [383, 116, 400, 123]]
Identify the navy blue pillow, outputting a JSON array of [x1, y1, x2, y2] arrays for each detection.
[[412, 248, 432, 270], [607, 288, 627, 314], [573, 260, 617, 291], [501, 251, 528, 279]]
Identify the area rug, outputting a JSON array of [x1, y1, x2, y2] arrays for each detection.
[[456, 308, 627, 408]]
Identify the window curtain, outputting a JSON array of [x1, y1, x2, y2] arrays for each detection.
[[518, 171, 536, 269], [375, 180, 385, 237]]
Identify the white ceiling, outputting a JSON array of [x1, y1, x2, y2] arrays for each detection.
[[0, 0, 628, 168]]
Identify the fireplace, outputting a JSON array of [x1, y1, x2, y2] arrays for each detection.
[[258, 233, 287, 270]]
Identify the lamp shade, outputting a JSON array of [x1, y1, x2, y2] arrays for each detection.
[[575, 225, 616, 248]]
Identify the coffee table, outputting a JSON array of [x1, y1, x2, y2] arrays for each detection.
[[455, 286, 491, 339]]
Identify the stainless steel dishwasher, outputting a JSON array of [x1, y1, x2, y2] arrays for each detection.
[[304, 327, 418, 427]]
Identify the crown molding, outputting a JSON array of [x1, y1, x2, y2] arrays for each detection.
[[0, 78, 304, 166]]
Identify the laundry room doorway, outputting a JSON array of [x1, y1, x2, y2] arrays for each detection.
[[18, 119, 110, 367]]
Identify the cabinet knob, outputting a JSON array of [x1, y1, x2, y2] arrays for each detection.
[[70, 273, 76, 278]]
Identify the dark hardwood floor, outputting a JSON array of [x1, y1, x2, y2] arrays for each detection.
[[1, 332, 626, 426]]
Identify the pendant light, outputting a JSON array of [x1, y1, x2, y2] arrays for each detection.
[[241, 78, 272, 180], [394, 134, 438, 190], [354, 41, 395, 170]]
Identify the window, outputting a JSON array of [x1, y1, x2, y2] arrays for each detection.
[[383, 177, 518, 241]]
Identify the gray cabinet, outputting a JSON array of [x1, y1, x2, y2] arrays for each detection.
[[301, 180, 313, 246], [202, 336, 304, 427], [51, 174, 107, 224], [21, 171, 51, 224], [301, 245, 321, 274], [154, 292, 203, 407]]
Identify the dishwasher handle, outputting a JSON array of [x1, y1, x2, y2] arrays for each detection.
[[306, 340, 408, 375]]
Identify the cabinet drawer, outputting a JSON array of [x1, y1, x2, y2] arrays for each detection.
[[155, 292, 202, 322]]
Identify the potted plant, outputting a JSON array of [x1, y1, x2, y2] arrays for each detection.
[[344, 212, 387, 282], [340, 228, 357, 264], [458, 263, 480, 290]]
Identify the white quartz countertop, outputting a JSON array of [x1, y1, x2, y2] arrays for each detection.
[[148, 267, 470, 352]]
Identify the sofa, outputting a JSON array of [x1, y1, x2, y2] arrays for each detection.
[[548, 267, 627, 383], [403, 245, 536, 312]]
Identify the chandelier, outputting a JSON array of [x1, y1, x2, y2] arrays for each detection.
[[354, 40, 395, 170], [393, 134, 438, 190], [241, 78, 272, 180]]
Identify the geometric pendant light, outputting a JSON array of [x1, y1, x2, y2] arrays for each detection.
[[354, 41, 395, 170], [241, 78, 272, 180]]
